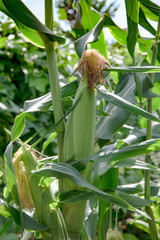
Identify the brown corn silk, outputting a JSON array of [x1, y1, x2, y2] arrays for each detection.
[[76, 49, 110, 90]]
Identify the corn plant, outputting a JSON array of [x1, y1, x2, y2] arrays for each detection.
[[1, 0, 160, 240]]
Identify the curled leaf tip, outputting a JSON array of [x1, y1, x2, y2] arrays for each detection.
[[77, 49, 110, 90]]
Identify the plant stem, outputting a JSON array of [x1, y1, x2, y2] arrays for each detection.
[[44, 0, 65, 162], [115, 205, 118, 229], [144, 16, 160, 240], [109, 204, 112, 229]]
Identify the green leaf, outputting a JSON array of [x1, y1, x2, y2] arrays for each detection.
[[42, 132, 57, 152], [4, 142, 20, 206], [33, 163, 129, 208], [76, 0, 108, 58], [117, 183, 143, 194], [117, 191, 152, 208], [23, 80, 78, 113], [0, 201, 11, 218], [97, 88, 160, 123], [1, 0, 65, 47], [8, 205, 48, 231], [0, 37, 7, 48], [139, 8, 156, 36], [0, 219, 13, 237], [123, 233, 139, 240], [113, 158, 159, 171], [140, 0, 160, 18], [90, 139, 160, 163], [59, 190, 94, 204], [101, 168, 119, 190], [72, 139, 160, 168], [0, 199, 48, 231], [33, 163, 152, 219], [132, 220, 150, 234], [96, 74, 136, 140], [11, 112, 27, 142], [104, 14, 127, 45], [122, 124, 160, 145], [74, 15, 106, 57], [125, 0, 139, 57], [105, 66, 160, 73], [140, 4, 158, 21], [31, 93, 81, 148]]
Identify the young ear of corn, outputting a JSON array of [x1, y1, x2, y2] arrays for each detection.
[[13, 145, 68, 240], [62, 49, 107, 239]]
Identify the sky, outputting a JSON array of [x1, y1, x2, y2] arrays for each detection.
[[22, 0, 160, 43]]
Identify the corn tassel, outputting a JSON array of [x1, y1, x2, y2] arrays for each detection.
[[62, 49, 108, 238], [13, 145, 68, 240]]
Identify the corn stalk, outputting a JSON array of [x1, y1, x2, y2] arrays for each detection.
[[144, 16, 160, 240]]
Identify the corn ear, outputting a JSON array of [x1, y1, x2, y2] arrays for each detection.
[[106, 228, 124, 240], [13, 146, 68, 240], [62, 49, 107, 236]]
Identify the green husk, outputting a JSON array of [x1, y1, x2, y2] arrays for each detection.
[[106, 228, 124, 240], [61, 49, 107, 237], [13, 145, 68, 240]]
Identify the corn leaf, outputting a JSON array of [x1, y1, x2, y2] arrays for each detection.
[[140, 0, 160, 18], [105, 66, 160, 73], [33, 163, 129, 208], [23, 80, 78, 113], [31, 94, 81, 148], [72, 139, 160, 168], [0, 199, 48, 231], [117, 184, 143, 194], [97, 88, 160, 123], [96, 74, 136, 140], [60, 186, 151, 209], [74, 15, 105, 57], [90, 139, 160, 163], [113, 159, 160, 171], [11, 112, 28, 142], [125, 0, 139, 58], [139, 8, 156, 36], [4, 142, 20, 206], [4, 142, 23, 229], [0, 219, 13, 237], [59, 190, 94, 204], [117, 192, 152, 208], [140, 3, 158, 21], [1, 0, 65, 47], [74, 0, 107, 58]]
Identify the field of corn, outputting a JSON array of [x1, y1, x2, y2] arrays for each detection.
[[0, 0, 160, 240]]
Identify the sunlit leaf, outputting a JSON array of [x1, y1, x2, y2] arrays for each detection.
[[139, 8, 156, 36], [11, 112, 27, 142], [125, 0, 139, 57], [1, 0, 65, 47], [74, 15, 106, 57], [75, 0, 108, 58], [140, 0, 160, 18]]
